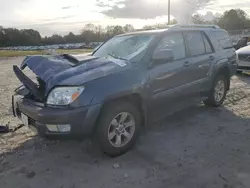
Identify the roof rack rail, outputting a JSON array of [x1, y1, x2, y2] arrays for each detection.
[[172, 24, 220, 29]]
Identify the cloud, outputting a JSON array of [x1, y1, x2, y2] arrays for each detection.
[[96, 0, 215, 23], [96, 1, 110, 8], [61, 5, 79, 10], [40, 15, 77, 22], [1, 0, 250, 36], [198, 11, 222, 21], [208, 1, 250, 9], [0, 0, 32, 22], [62, 6, 73, 9]]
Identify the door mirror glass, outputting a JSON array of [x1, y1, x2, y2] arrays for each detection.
[[152, 49, 174, 63]]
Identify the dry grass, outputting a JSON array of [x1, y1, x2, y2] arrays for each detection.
[[0, 49, 93, 57]]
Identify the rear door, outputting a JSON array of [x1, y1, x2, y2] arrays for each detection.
[[183, 30, 214, 94]]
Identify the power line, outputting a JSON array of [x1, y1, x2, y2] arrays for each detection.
[[155, 0, 162, 26], [168, 0, 170, 25], [156, 0, 170, 25], [157, 0, 160, 10]]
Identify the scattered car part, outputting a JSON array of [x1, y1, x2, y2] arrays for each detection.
[[0, 123, 25, 134]]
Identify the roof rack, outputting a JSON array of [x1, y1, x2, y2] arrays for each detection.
[[172, 24, 220, 29]]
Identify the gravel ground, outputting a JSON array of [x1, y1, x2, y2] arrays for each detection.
[[1, 57, 250, 188]]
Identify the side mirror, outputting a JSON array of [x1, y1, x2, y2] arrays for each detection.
[[152, 49, 174, 64]]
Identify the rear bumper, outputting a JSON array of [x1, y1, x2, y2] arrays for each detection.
[[13, 96, 101, 138]]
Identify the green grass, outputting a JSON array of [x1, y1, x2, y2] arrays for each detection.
[[0, 49, 93, 57]]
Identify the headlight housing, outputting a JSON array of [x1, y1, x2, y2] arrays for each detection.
[[47, 86, 84, 105]]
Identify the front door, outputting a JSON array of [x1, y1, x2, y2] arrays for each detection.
[[148, 32, 195, 121]]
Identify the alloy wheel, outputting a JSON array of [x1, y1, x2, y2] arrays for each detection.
[[108, 112, 136, 148], [214, 80, 225, 102]]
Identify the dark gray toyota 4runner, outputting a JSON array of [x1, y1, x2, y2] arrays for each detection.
[[12, 24, 237, 156]]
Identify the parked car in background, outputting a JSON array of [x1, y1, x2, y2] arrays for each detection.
[[12, 24, 237, 157], [0, 42, 101, 51], [236, 45, 250, 73], [234, 36, 250, 50]]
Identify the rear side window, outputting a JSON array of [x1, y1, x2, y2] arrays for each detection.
[[186, 31, 205, 56], [208, 31, 233, 49], [155, 33, 186, 60]]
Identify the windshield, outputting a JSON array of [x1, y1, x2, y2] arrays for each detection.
[[93, 34, 155, 62]]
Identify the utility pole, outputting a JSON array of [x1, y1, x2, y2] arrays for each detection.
[[168, 0, 170, 25]]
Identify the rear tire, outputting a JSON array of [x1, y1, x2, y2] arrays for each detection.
[[95, 100, 141, 157], [204, 74, 228, 107]]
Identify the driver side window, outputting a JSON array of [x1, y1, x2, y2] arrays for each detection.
[[155, 33, 186, 60]]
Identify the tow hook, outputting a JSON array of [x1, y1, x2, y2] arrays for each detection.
[[0, 123, 25, 134]]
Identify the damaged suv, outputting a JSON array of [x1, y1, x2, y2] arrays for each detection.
[[12, 25, 237, 156]]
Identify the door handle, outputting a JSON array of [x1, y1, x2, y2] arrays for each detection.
[[183, 61, 190, 67], [209, 56, 215, 61]]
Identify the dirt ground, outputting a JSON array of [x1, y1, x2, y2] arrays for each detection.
[[1, 57, 250, 188]]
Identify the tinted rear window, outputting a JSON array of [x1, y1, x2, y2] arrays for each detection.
[[209, 31, 233, 49]]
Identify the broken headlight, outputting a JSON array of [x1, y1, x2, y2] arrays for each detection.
[[46, 86, 84, 105]]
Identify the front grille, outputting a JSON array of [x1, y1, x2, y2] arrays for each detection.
[[238, 54, 250, 61], [237, 66, 250, 70]]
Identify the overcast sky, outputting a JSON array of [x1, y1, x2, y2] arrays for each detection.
[[0, 0, 250, 36]]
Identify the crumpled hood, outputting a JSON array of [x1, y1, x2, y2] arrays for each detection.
[[21, 55, 128, 94]]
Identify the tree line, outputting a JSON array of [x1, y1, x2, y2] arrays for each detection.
[[0, 24, 136, 47], [0, 9, 249, 47], [192, 9, 250, 29]]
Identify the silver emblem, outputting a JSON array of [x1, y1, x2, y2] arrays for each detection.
[[246, 56, 250, 61]]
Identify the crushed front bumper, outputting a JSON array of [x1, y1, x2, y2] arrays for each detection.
[[12, 95, 101, 139]]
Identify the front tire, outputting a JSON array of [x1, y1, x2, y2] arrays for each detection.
[[95, 101, 141, 157], [204, 74, 228, 107]]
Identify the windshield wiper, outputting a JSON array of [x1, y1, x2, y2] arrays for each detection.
[[108, 53, 127, 61]]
